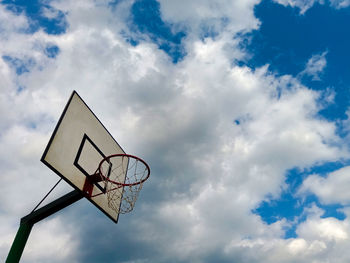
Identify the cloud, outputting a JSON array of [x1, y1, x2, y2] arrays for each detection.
[[0, 1, 349, 262], [272, 0, 324, 14], [299, 51, 328, 81], [273, 0, 350, 14], [297, 215, 348, 241], [158, 0, 260, 31], [158, 0, 261, 49], [330, 0, 350, 9], [221, 204, 350, 263], [22, 217, 79, 263], [0, 4, 29, 35], [299, 166, 350, 205]]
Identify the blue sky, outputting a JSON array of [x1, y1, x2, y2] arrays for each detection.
[[247, 0, 350, 120], [2, 0, 350, 262], [248, 0, 350, 235]]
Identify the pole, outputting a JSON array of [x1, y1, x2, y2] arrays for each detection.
[[6, 190, 83, 263], [5, 222, 33, 263]]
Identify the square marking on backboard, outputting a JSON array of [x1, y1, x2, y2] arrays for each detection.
[[74, 133, 113, 193]]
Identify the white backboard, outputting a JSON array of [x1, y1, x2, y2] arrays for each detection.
[[41, 91, 125, 223]]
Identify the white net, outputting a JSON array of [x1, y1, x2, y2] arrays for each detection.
[[99, 155, 150, 214]]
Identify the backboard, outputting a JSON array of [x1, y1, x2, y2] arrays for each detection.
[[41, 91, 125, 223]]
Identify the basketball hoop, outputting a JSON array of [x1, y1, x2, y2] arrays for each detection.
[[92, 154, 150, 214]]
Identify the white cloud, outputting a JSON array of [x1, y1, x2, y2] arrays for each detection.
[[299, 166, 350, 205], [158, 0, 260, 35], [273, 0, 324, 14], [0, 4, 29, 35], [297, 216, 348, 241], [22, 217, 79, 263], [220, 205, 350, 263], [41, 6, 62, 20], [300, 51, 328, 80], [117, 34, 346, 262], [0, 0, 349, 262], [0, 216, 79, 263], [273, 0, 350, 13], [330, 0, 350, 8]]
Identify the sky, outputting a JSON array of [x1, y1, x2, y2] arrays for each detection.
[[1, 0, 350, 262]]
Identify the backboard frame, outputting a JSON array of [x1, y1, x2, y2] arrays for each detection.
[[41, 90, 125, 223]]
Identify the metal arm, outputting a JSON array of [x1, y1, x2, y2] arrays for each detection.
[[6, 190, 83, 263]]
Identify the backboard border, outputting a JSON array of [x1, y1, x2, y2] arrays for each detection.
[[41, 90, 125, 223]]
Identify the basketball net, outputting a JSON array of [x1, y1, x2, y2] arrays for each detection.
[[97, 154, 150, 214]]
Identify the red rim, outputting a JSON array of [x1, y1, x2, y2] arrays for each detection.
[[98, 154, 150, 187]]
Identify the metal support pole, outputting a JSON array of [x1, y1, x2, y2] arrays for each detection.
[[6, 190, 83, 263], [5, 222, 33, 263]]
